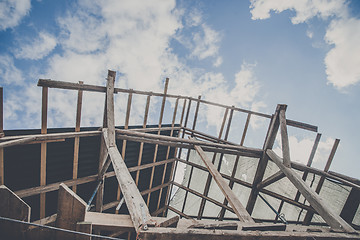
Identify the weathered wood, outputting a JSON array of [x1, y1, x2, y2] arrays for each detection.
[[76, 222, 92, 240], [267, 149, 354, 233], [55, 183, 87, 240], [115, 128, 263, 156], [257, 171, 285, 189], [303, 139, 340, 225], [103, 129, 151, 231], [194, 144, 254, 222], [40, 86, 48, 219], [0, 185, 31, 239], [247, 105, 281, 215], [294, 133, 322, 202], [279, 105, 291, 167], [106, 70, 116, 146], [147, 78, 169, 206], [139, 226, 357, 240], [158, 215, 179, 227], [85, 212, 134, 232], [72, 81, 83, 193], [240, 113, 251, 146]]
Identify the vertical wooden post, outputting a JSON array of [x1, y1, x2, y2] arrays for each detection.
[[303, 139, 340, 225], [135, 95, 151, 185], [56, 183, 87, 240], [197, 107, 229, 219], [279, 105, 291, 167], [240, 113, 251, 146], [180, 96, 201, 214], [76, 222, 92, 240], [116, 92, 132, 212], [40, 86, 48, 219], [146, 78, 169, 206], [0, 87, 4, 185], [156, 97, 179, 211], [340, 187, 360, 225], [72, 81, 83, 193], [246, 105, 281, 215], [177, 99, 191, 159]]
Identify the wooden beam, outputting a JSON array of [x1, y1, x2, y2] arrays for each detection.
[[72, 81, 83, 193], [240, 113, 251, 146], [147, 78, 169, 206], [267, 149, 354, 233], [194, 143, 254, 222], [247, 105, 281, 215], [76, 222, 92, 240], [303, 139, 340, 225], [40, 86, 48, 219], [55, 183, 87, 240], [279, 105, 291, 168], [0, 185, 31, 239], [103, 129, 151, 231], [257, 171, 285, 189]]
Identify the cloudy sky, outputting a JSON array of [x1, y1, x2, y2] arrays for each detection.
[[0, 0, 359, 179]]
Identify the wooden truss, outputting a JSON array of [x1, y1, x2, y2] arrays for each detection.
[[0, 70, 359, 239]]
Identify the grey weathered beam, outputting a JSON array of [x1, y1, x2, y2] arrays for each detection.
[[257, 171, 285, 189], [267, 149, 354, 233]]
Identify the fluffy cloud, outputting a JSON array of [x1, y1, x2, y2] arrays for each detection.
[[250, 0, 360, 89], [14, 32, 57, 60], [0, 0, 31, 30], [0, 55, 24, 85], [274, 134, 335, 165]]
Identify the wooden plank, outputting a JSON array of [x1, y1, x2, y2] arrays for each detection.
[[40, 86, 48, 219], [246, 105, 281, 215], [147, 78, 169, 206], [0, 185, 31, 239], [197, 108, 229, 219], [194, 144, 254, 222], [106, 70, 116, 146], [294, 133, 322, 202], [303, 139, 340, 225], [72, 81, 83, 193], [257, 171, 285, 189], [240, 113, 251, 146], [136, 95, 151, 185], [55, 183, 87, 240], [267, 149, 354, 232], [103, 129, 151, 231], [279, 105, 291, 167], [76, 222, 92, 240]]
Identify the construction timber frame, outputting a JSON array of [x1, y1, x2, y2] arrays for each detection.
[[0, 70, 359, 239]]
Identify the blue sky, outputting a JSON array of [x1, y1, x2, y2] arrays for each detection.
[[0, 0, 359, 179]]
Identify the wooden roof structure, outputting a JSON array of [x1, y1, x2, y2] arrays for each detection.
[[0, 70, 359, 239]]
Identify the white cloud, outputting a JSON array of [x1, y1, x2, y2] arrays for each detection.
[[191, 23, 222, 60], [0, 55, 24, 85], [14, 32, 57, 60], [250, 0, 360, 89], [324, 17, 360, 88], [274, 134, 335, 165], [0, 0, 31, 30]]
